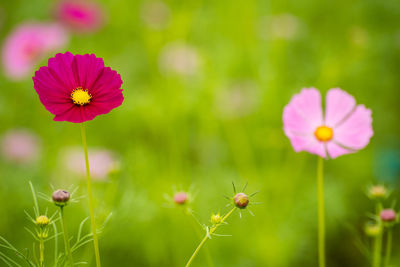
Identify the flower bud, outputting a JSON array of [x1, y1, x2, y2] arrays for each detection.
[[364, 223, 381, 237], [52, 189, 70, 206], [234, 193, 249, 209], [36, 215, 50, 226], [38, 232, 48, 239], [380, 209, 397, 222], [210, 213, 222, 224], [368, 185, 387, 199], [173, 192, 188, 205]]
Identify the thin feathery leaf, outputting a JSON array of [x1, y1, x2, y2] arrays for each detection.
[[232, 182, 236, 194], [249, 191, 259, 197], [24, 228, 39, 241], [242, 181, 248, 192], [29, 181, 40, 218], [0, 251, 21, 267]]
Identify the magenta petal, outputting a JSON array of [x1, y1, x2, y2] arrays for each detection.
[[325, 88, 356, 127], [71, 54, 105, 89], [333, 104, 373, 150], [47, 52, 78, 90]]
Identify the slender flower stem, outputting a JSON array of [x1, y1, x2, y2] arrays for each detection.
[[39, 236, 44, 267], [317, 156, 325, 267], [186, 210, 214, 267], [372, 203, 383, 267], [185, 208, 236, 267], [80, 123, 101, 267], [59, 207, 73, 266], [384, 227, 392, 267], [52, 222, 58, 267]]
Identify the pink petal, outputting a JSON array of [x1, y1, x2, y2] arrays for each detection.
[[283, 88, 323, 135], [2, 23, 68, 80], [285, 133, 327, 158], [333, 104, 373, 150], [325, 88, 356, 127], [326, 142, 354, 159], [283, 88, 325, 157]]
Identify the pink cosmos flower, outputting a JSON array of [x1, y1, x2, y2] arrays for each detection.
[[283, 88, 373, 159], [33, 52, 124, 123], [1, 129, 41, 164], [54, 0, 105, 33], [2, 22, 68, 80]]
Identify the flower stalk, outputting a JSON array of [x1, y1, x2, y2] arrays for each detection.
[[372, 203, 383, 267], [384, 227, 392, 267], [59, 207, 74, 266], [80, 123, 101, 267], [185, 208, 236, 267], [317, 156, 325, 267]]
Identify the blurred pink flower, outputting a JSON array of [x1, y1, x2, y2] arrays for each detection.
[[283, 88, 373, 159], [54, 0, 105, 33], [159, 42, 201, 76], [259, 14, 301, 41], [62, 147, 119, 180], [140, 1, 171, 30], [1, 129, 41, 164], [2, 22, 68, 80], [215, 80, 260, 118]]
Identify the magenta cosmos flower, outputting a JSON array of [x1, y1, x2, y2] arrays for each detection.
[[283, 88, 373, 159], [33, 52, 124, 123], [2, 22, 68, 80], [54, 0, 105, 33]]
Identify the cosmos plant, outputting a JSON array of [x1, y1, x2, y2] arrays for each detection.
[[33, 52, 124, 267], [283, 88, 373, 267], [184, 183, 258, 267], [0, 182, 106, 266], [363, 185, 398, 267]]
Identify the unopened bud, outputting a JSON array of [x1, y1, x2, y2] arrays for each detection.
[[52, 189, 70, 207], [364, 223, 381, 237], [234, 193, 249, 209], [173, 192, 188, 205], [210, 213, 222, 224], [380, 209, 397, 223], [36, 215, 50, 227], [368, 185, 387, 199]]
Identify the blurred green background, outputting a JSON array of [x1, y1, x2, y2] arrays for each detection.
[[1, 0, 400, 266]]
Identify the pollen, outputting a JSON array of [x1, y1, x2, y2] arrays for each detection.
[[314, 126, 333, 142], [71, 87, 92, 106]]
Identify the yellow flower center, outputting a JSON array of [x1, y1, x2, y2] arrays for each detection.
[[36, 215, 50, 226], [71, 87, 92, 106], [314, 126, 333, 142]]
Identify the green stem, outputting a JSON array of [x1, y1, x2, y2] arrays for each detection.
[[185, 208, 236, 267], [60, 207, 73, 266], [317, 156, 325, 267], [39, 236, 44, 267], [186, 210, 214, 267], [52, 222, 58, 267], [372, 203, 383, 267], [80, 123, 101, 267], [384, 227, 392, 267]]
